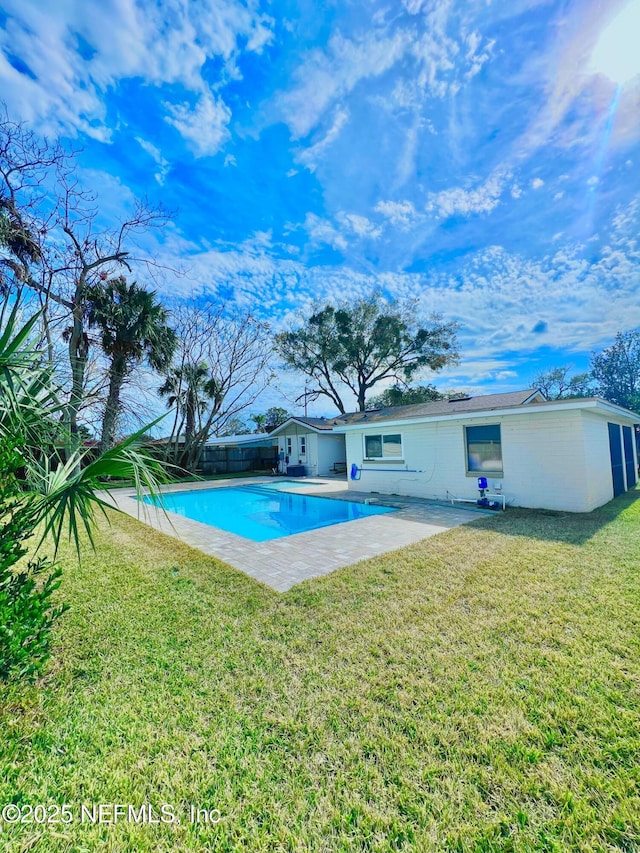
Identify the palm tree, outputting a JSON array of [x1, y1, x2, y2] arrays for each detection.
[[159, 362, 209, 446], [250, 413, 267, 433], [158, 362, 223, 470], [88, 277, 176, 452]]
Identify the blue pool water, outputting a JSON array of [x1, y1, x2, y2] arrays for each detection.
[[254, 479, 322, 491], [140, 484, 395, 542]]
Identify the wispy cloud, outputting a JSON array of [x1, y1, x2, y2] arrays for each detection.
[[276, 30, 408, 139], [298, 107, 350, 172], [135, 137, 170, 185]]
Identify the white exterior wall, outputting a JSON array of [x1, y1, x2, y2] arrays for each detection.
[[275, 428, 347, 476], [316, 434, 347, 475], [276, 426, 315, 473], [276, 428, 347, 476], [344, 408, 627, 512]]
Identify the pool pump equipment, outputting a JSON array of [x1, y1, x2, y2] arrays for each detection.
[[476, 477, 501, 510]]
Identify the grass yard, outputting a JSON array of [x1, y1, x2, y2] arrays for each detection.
[[2, 489, 640, 852]]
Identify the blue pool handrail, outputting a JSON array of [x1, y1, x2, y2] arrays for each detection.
[[350, 464, 421, 478]]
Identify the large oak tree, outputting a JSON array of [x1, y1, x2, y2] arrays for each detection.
[[275, 294, 458, 413], [590, 330, 640, 412]]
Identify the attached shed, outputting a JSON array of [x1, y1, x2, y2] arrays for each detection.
[[269, 416, 347, 476], [334, 390, 639, 513]]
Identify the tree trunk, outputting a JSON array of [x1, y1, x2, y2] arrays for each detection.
[[100, 358, 126, 452], [185, 392, 196, 443], [67, 304, 88, 450]]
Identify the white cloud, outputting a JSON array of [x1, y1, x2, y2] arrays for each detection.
[[374, 199, 418, 228], [303, 214, 348, 251], [146, 196, 640, 387], [427, 170, 510, 219], [0, 0, 273, 143], [273, 2, 494, 139], [165, 90, 232, 157], [298, 211, 383, 251], [510, 185, 523, 199], [337, 212, 382, 239], [531, 177, 544, 189], [553, 191, 564, 201]]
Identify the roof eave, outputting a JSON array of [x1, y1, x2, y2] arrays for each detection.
[[334, 397, 640, 431], [268, 417, 335, 436]]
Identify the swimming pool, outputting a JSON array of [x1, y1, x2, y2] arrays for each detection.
[[252, 479, 322, 491], [140, 484, 395, 542]]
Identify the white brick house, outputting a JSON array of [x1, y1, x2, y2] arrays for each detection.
[[331, 390, 639, 513]]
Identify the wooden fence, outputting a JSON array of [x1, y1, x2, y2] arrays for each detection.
[[199, 444, 279, 475]]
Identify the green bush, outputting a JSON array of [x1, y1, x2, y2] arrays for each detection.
[[0, 440, 67, 681], [0, 300, 167, 683]]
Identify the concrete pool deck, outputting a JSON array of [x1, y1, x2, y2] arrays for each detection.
[[104, 477, 491, 592]]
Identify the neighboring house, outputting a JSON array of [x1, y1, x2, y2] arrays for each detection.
[[329, 389, 639, 513], [269, 417, 347, 476]]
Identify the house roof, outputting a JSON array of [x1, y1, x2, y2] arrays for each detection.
[[337, 389, 544, 426], [268, 416, 340, 435], [204, 433, 278, 447], [271, 390, 640, 436], [338, 394, 640, 430], [270, 391, 544, 435], [148, 433, 277, 447]]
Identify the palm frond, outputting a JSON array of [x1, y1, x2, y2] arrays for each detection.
[[27, 418, 171, 556]]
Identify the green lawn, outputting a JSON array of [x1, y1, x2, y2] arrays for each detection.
[[2, 489, 640, 852]]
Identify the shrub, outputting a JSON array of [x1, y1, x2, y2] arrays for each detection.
[[0, 439, 67, 681], [0, 301, 167, 683]]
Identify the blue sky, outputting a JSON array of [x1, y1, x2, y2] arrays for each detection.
[[1, 0, 640, 415]]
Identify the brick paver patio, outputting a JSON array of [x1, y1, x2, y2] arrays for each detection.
[[105, 477, 490, 592]]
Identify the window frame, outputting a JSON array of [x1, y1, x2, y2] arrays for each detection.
[[464, 423, 503, 476], [299, 436, 306, 456], [362, 432, 404, 461]]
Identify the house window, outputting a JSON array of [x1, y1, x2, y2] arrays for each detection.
[[300, 436, 306, 456], [286, 437, 292, 456], [465, 424, 502, 474], [364, 433, 403, 460]]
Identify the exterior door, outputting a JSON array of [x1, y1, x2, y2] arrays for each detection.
[[608, 422, 625, 497], [623, 425, 637, 489]]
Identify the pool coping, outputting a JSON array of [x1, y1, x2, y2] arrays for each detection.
[[102, 477, 490, 592]]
